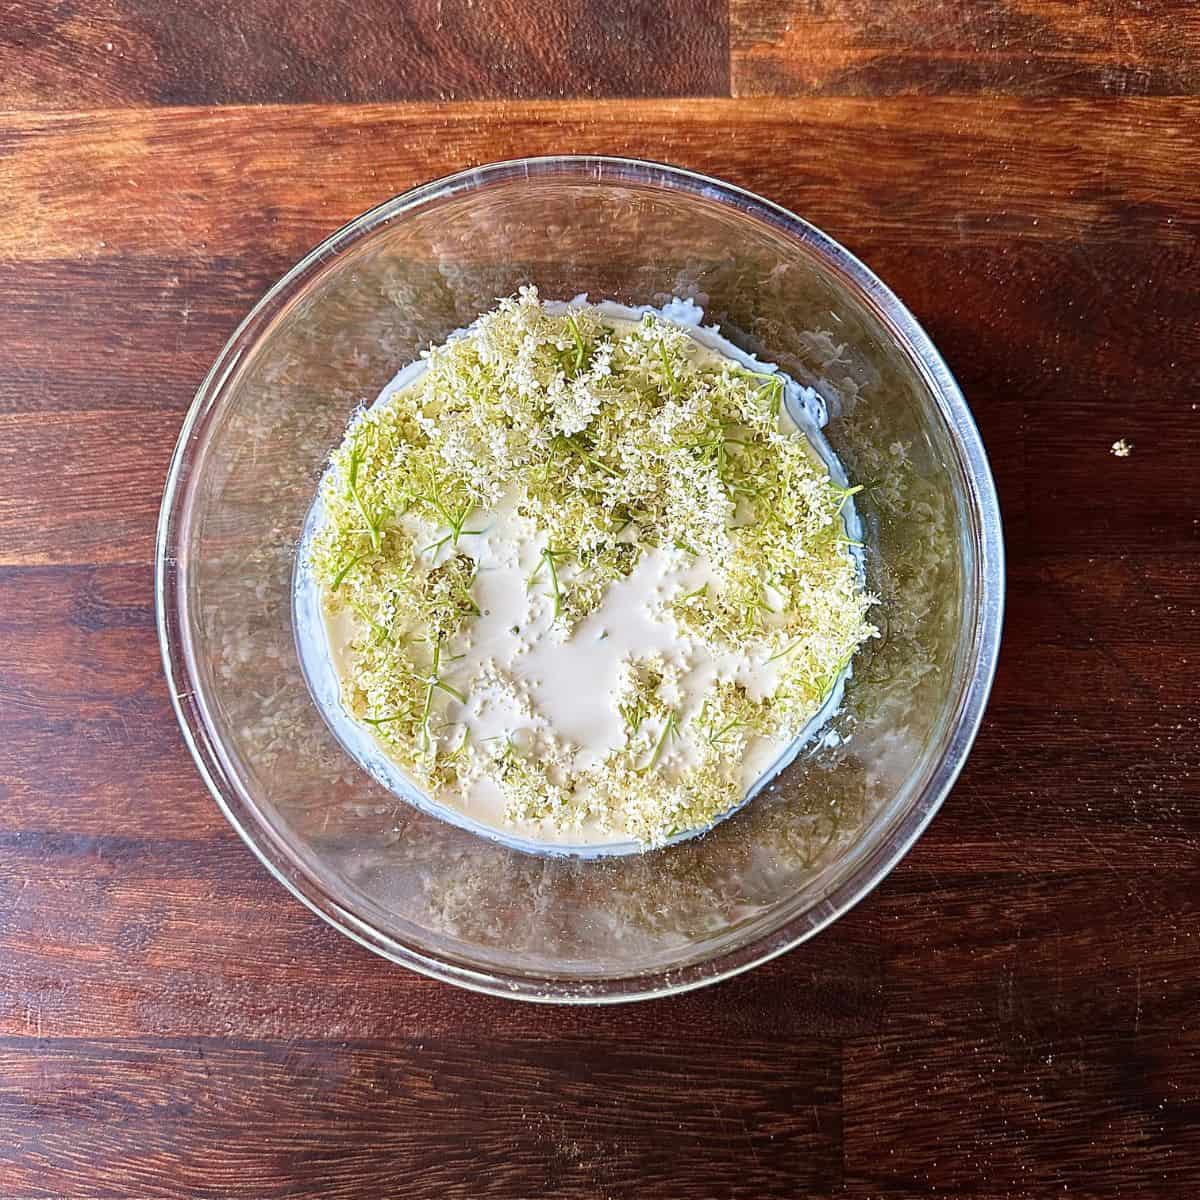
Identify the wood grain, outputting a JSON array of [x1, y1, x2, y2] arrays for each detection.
[[0, 412, 174, 565], [875, 867, 1200, 1040], [864, 237, 1200, 560], [2, 99, 1197, 268], [0, 826, 882, 1039], [2, 2, 1200, 1195], [5, 238, 1197, 425], [843, 1030, 1200, 1194], [732, 0, 1200, 97], [0, 565, 217, 833], [0, 0, 730, 108], [0, 1037, 838, 1198], [0, 257, 279, 414]]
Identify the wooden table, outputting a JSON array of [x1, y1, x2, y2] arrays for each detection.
[[2, 3, 1198, 1196]]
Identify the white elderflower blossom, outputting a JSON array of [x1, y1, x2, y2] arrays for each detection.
[[308, 289, 877, 846]]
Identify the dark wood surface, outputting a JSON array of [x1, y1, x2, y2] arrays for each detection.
[[1, 2, 1198, 1196]]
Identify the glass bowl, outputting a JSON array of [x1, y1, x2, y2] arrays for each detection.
[[157, 156, 1004, 1002]]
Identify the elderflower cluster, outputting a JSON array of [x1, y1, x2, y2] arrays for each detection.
[[309, 289, 877, 845]]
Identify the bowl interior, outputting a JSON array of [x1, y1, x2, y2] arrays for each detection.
[[164, 162, 997, 998]]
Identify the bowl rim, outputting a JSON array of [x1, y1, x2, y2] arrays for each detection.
[[156, 154, 1006, 1003]]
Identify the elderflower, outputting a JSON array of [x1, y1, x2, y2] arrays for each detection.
[[309, 290, 877, 847]]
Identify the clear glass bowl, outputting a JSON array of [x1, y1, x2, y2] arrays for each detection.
[[157, 157, 1004, 1002]]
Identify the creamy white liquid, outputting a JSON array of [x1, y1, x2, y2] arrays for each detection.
[[297, 300, 860, 856]]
